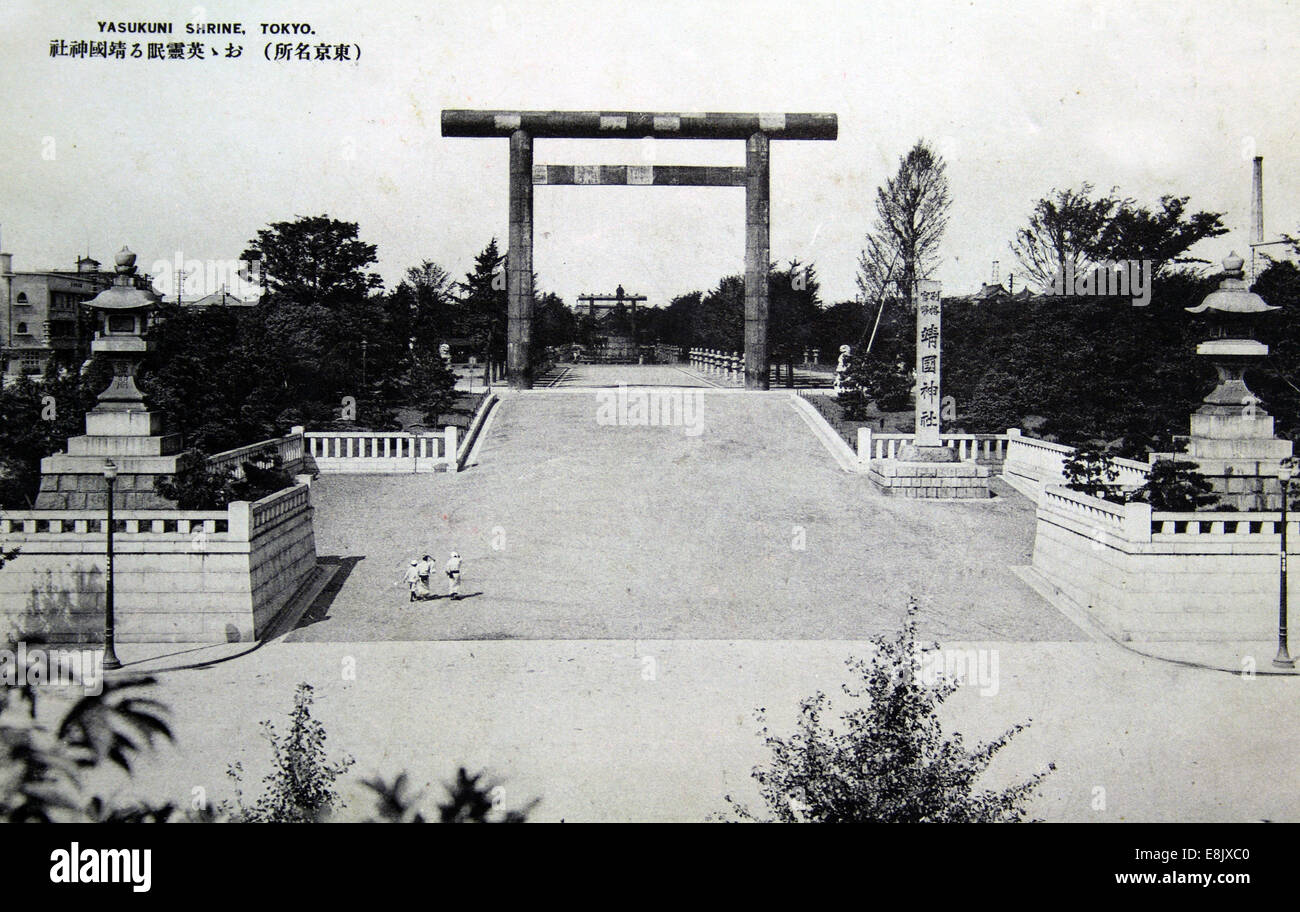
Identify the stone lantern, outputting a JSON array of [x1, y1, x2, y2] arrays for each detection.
[[1171, 251, 1293, 509], [35, 247, 192, 509], [88, 246, 159, 419]]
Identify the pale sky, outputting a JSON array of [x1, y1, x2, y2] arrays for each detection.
[[2, 0, 1298, 306]]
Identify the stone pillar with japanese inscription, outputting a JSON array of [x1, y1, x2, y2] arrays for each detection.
[[914, 280, 942, 447], [865, 279, 990, 498]]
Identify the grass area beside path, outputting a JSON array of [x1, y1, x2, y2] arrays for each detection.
[[798, 393, 914, 450], [397, 392, 488, 433]]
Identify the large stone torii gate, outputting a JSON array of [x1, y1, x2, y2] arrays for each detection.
[[441, 109, 838, 389]]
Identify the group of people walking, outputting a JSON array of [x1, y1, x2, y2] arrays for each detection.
[[404, 551, 462, 602]]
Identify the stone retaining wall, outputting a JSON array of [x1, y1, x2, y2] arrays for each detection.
[[0, 484, 316, 644], [1031, 484, 1290, 641]]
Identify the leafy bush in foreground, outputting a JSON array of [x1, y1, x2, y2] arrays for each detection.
[[725, 601, 1054, 822]]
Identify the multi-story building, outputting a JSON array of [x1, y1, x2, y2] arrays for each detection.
[[0, 250, 117, 378]]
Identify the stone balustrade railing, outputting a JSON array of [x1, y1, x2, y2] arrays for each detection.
[[208, 426, 307, 479], [1150, 511, 1300, 541], [1040, 482, 1300, 547], [0, 483, 314, 543], [1039, 483, 1148, 540], [1, 510, 231, 538], [0, 483, 316, 644], [207, 422, 465, 478], [304, 428, 459, 474], [1034, 482, 1300, 641], [246, 483, 312, 535], [454, 392, 497, 470], [857, 426, 1158, 495], [1001, 429, 1152, 492], [857, 429, 1011, 465]]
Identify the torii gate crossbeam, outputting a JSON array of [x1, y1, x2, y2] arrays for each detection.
[[441, 109, 838, 389]]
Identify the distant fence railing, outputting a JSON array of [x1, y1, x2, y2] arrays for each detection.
[[654, 344, 683, 363], [688, 348, 743, 382]]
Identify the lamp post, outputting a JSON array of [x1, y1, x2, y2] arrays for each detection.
[[360, 338, 368, 389], [1274, 463, 1296, 669], [101, 460, 122, 671]]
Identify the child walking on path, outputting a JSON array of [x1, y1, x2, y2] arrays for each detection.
[[403, 560, 421, 602], [416, 554, 433, 600]]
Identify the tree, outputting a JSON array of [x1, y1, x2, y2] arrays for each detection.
[[241, 215, 382, 309], [838, 350, 912, 418], [0, 677, 173, 822], [457, 239, 508, 365], [857, 140, 951, 308], [405, 260, 458, 346], [532, 291, 576, 357], [140, 302, 257, 453], [155, 446, 294, 510], [0, 360, 112, 507], [1130, 459, 1219, 511], [941, 278, 1214, 451], [155, 462, 239, 509], [838, 300, 913, 418], [769, 261, 823, 369], [1012, 185, 1226, 290], [1093, 194, 1227, 277], [1062, 447, 1124, 503], [725, 601, 1054, 822], [238, 216, 385, 421], [810, 300, 871, 364], [406, 352, 458, 426], [1011, 184, 1119, 291], [693, 275, 745, 351], [225, 683, 354, 823]]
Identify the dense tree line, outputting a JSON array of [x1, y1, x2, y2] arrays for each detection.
[[840, 259, 1300, 458], [640, 262, 863, 362]]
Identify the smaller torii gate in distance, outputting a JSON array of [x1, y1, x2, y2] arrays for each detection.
[[441, 109, 838, 389], [578, 286, 648, 362], [576, 285, 647, 319]]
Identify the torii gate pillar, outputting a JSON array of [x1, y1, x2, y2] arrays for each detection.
[[507, 129, 534, 389], [744, 132, 770, 390]]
